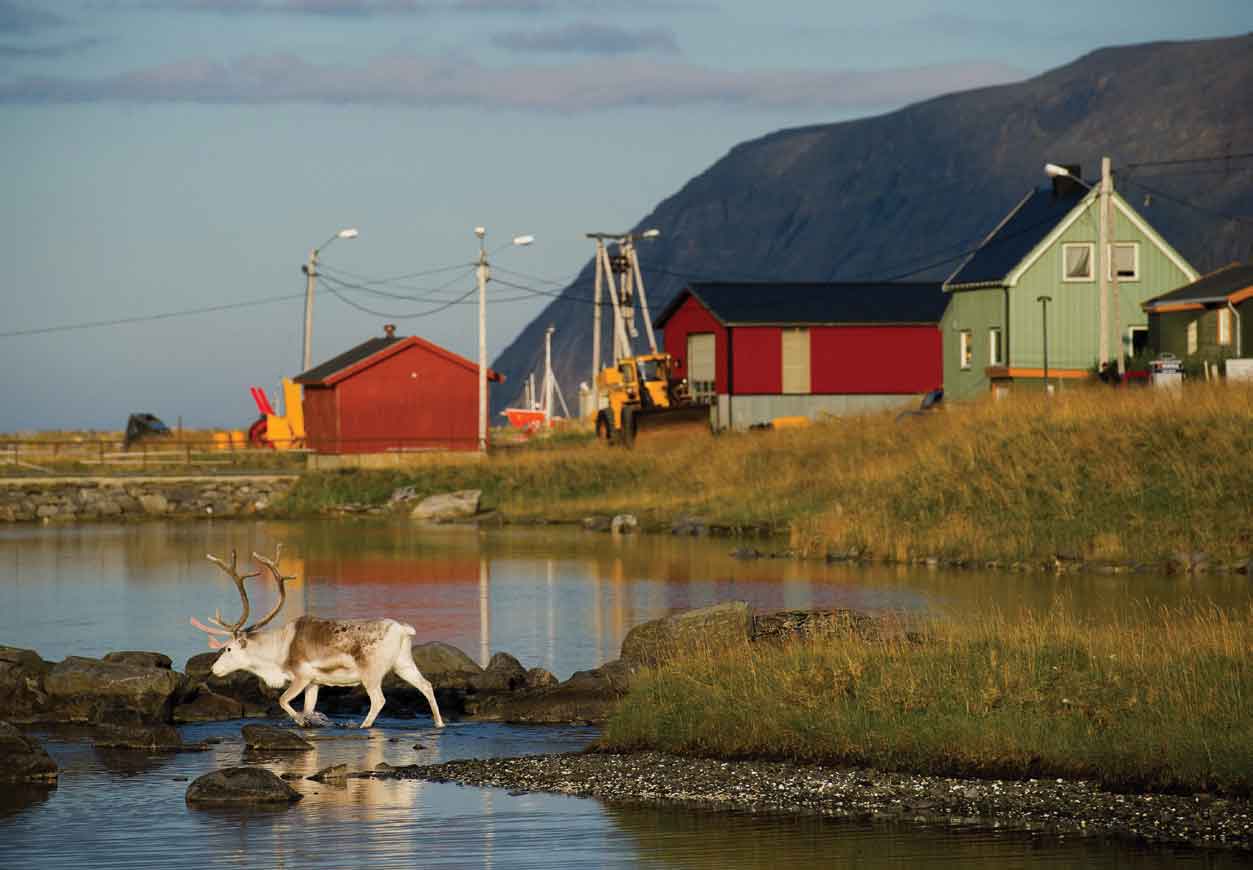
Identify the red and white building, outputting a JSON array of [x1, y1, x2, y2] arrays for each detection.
[[654, 282, 947, 429]]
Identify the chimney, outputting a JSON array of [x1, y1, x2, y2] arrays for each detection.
[[383, 324, 396, 339], [1051, 164, 1083, 198]]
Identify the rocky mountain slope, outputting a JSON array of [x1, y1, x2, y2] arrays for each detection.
[[494, 33, 1253, 410]]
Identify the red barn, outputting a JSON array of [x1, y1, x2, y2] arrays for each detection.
[[294, 326, 502, 453], [654, 283, 947, 429]]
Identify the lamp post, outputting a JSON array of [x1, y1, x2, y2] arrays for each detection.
[[1037, 295, 1052, 395], [476, 228, 534, 453], [1045, 160, 1122, 378], [301, 228, 359, 373]]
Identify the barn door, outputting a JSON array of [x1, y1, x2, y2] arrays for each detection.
[[782, 328, 811, 394], [686, 333, 715, 404]]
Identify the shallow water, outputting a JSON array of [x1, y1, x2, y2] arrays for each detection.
[[1, 520, 1249, 868]]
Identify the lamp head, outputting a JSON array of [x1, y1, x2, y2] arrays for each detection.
[[640, 228, 661, 239], [512, 235, 534, 247], [1044, 163, 1070, 179], [336, 228, 359, 240], [474, 226, 486, 239]]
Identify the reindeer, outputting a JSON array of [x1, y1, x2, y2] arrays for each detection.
[[190, 547, 444, 729]]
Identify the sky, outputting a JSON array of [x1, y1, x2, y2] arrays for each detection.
[[3, 0, 1251, 431]]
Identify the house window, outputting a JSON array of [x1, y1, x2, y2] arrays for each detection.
[[1128, 326, 1149, 359], [781, 328, 811, 394], [1218, 308, 1233, 346], [988, 327, 1004, 366], [686, 332, 716, 404], [959, 330, 973, 370], [1107, 242, 1139, 281], [1062, 243, 1094, 282], [1187, 320, 1198, 355]]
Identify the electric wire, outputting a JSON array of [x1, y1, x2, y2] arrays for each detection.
[[0, 292, 304, 338]]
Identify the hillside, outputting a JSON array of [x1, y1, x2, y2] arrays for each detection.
[[493, 33, 1253, 409]]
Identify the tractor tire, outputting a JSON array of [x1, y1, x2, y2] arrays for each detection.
[[620, 407, 637, 448]]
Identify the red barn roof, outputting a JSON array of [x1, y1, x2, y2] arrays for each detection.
[[295, 334, 503, 386]]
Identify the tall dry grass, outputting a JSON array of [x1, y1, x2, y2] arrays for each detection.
[[600, 600, 1253, 795], [284, 383, 1253, 563]]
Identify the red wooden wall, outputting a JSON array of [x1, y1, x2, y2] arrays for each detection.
[[660, 294, 729, 392], [305, 342, 486, 453]]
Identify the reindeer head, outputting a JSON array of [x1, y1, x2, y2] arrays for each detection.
[[190, 547, 292, 677]]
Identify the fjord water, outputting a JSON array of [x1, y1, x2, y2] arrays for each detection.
[[2, 520, 1249, 869]]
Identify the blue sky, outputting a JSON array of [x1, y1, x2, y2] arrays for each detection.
[[3, 0, 1250, 430]]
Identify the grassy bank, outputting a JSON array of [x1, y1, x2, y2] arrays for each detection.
[[599, 602, 1253, 796], [280, 383, 1253, 565]]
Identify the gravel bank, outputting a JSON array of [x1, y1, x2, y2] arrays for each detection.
[[383, 752, 1251, 852]]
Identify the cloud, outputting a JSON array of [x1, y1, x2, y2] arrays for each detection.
[[0, 51, 1023, 111], [493, 20, 679, 55], [0, 36, 103, 58], [162, 0, 423, 15], [0, 1, 64, 34]]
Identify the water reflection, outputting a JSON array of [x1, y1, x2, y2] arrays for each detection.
[[2, 521, 1251, 678]]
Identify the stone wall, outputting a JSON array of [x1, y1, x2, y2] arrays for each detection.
[[0, 476, 297, 523]]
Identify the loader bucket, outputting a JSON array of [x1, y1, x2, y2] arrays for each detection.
[[628, 404, 713, 447]]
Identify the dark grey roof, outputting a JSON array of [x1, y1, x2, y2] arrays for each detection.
[[294, 336, 401, 385], [654, 282, 948, 328], [946, 185, 1090, 288], [1142, 263, 1253, 309]]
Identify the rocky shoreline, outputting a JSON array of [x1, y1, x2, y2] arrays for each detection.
[[382, 751, 1252, 852]]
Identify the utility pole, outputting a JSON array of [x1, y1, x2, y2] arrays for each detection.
[[544, 325, 555, 429], [302, 247, 318, 374], [1098, 157, 1112, 370], [476, 227, 490, 454], [1104, 156, 1125, 379]]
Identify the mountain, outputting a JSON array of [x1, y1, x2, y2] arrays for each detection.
[[493, 33, 1253, 411]]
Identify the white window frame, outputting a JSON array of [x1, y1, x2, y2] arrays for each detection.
[[959, 330, 973, 370], [1217, 308, 1233, 346], [988, 327, 1003, 366], [1062, 242, 1094, 282], [1127, 325, 1148, 358], [1107, 242, 1140, 282]]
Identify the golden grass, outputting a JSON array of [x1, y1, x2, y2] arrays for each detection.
[[286, 383, 1253, 563], [601, 600, 1253, 794]]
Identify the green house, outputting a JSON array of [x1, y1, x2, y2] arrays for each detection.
[[1142, 263, 1252, 363], [941, 170, 1198, 399]]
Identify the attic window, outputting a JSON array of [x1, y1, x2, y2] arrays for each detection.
[[1062, 243, 1094, 282], [1108, 243, 1139, 281]]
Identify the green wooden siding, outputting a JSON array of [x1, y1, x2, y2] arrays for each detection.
[[941, 286, 1004, 400], [1008, 195, 1194, 370], [1153, 301, 1253, 359]]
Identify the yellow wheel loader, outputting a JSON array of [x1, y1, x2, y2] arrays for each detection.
[[593, 352, 711, 447]]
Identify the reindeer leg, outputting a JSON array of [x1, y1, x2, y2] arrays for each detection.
[[279, 676, 312, 727], [302, 683, 321, 719], [394, 657, 445, 728], [359, 680, 386, 729]]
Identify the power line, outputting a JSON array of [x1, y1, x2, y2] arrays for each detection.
[[0, 292, 304, 339], [1118, 177, 1253, 225], [1124, 151, 1253, 170]]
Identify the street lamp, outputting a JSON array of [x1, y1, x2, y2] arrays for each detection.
[[1045, 159, 1122, 378], [1037, 295, 1052, 395], [302, 227, 359, 372], [476, 228, 534, 453]]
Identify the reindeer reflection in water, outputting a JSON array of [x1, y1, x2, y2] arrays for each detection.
[[190, 547, 444, 729]]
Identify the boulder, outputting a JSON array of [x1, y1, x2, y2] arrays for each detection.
[[93, 723, 183, 751], [0, 721, 58, 781], [0, 646, 53, 723], [752, 609, 883, 643], [42, 656, 182, 723], [410, 490, 481, 522], [138, 493, 169, 515], [610, 514, 638, 535], [525, 667, 558, 690], [308, 763, 349, 783], [173, 690, 244, 723], [186, 767, 302, 806], [103, 651, 173, 670], [581, 516, 612, 532], [473, 659, 634, 724], [241, 724, 313, 752], [469, 652, 527, 693], [410, 642, 484, 689], [620, 601, 753, 668]]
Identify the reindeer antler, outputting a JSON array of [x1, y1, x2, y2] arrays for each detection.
[[203, 549, 261, 634], [244, 544, 293, 633]]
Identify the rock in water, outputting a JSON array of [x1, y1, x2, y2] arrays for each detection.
[[241, 724, 314, 751], [0, 721, 58, 782], [620, 601, 753, 667], [93, 723, 183, 751], [186, 767, 302, 806], [410, 490, 481, 522]]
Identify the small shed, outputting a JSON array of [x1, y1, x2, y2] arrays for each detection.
[[654, 282, 947, 429], [1142, 262, 1252, 361], [294, 326, 502, 454]]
